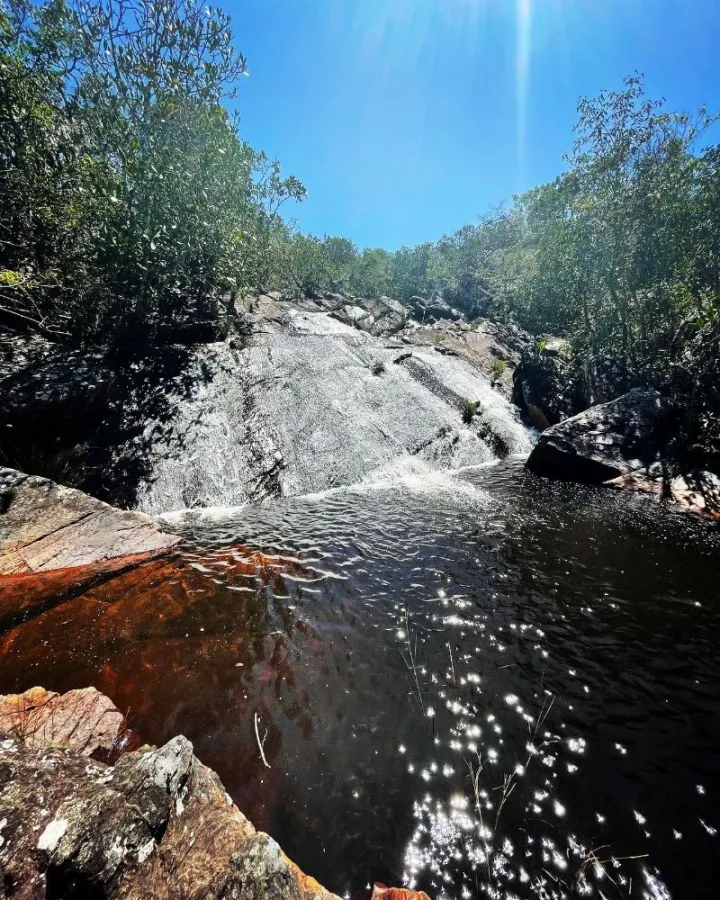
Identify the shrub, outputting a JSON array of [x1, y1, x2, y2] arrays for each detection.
[[491, 358, 508, 380], [462, 398, 481, 425], [0, 0, 305, 348]]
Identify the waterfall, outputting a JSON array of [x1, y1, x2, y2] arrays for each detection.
[[135, 314, 534, 515]]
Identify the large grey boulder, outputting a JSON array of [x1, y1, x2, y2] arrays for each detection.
[[408, 295, 462, 323], [526, 388, 674, 483]]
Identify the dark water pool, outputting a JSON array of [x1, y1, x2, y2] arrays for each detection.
[[1, 461, 719, 899]]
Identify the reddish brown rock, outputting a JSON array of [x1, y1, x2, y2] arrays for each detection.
[[607, 469, 720, 517], [0, 466, 179, 576], [371, 885, 432, 900], [0, 685, 133, 759]]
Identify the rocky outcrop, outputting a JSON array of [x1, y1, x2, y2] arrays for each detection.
[[396, 319, 532, 399], [0, 467, 179, 575], [512, 339, 578, 429], [407, 295, 461, 324], [0, 687, 426, 899], [526, 388, 675, 483], [0, 733, 342, 899], [236, 291, 409, 337]]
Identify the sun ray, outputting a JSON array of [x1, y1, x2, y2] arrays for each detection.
[[516, 0, 533, 186]]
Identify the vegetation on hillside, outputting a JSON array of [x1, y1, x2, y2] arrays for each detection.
[[0, 0, 304, 346], [1, 0, 718, 452], [275, 77, 719, 392], [271, 77, 719, 453]]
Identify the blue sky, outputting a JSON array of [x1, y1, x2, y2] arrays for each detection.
[[224, 0, 720, 250]]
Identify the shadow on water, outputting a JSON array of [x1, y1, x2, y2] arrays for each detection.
[[0, 461, 719, 898]]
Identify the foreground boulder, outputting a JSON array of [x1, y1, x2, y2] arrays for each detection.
[[0, 687, 433, 899], [526, 388, 674, 483], [0, 688, 341, 900], [0, 467, 179, 575]]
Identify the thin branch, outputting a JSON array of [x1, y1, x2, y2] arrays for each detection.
[[254, 711, 271, 769]]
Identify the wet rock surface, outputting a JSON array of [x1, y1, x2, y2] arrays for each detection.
[[526, 388, 675, 483], [134, 317, 533, 513], [1, 295, 532, 513], [397, 319, 531, 399], [0, 467, 179, 574], [0, 688, 341, 900]]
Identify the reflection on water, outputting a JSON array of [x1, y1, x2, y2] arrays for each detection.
[[1, 461, 719, 899]]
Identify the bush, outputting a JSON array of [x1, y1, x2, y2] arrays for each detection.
[[491, 358, 508, 380], [462, 398, 481, 425]]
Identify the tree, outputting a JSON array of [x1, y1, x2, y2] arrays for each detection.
[[0, 0, 305, 346]]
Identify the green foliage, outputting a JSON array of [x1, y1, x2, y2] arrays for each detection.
[[3, 21, 718, 449], [263, 74, 717, 443], [462, 398, 480, 425], [0, 0, 304, 346], [490, 358, 508, 379], [259, 74, 718, 450]]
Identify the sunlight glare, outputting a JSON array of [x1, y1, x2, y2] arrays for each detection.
[[516, 0, 533, 182]]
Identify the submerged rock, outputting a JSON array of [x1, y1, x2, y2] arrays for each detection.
[[0, 467, 179, 575], [369, 885, 431, 900], [526, 388, 674, 483]]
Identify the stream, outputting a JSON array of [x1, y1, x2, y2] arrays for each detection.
[[1, 459, 719, 899]]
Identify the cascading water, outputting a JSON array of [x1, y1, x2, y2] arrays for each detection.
[[133, 313, 533, 514]]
